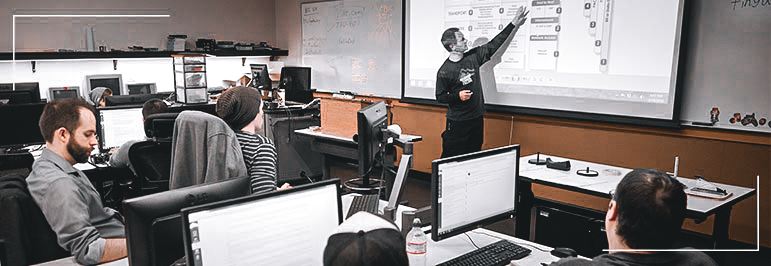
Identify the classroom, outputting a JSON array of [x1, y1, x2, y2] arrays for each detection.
[[0, 0, 768, 265]]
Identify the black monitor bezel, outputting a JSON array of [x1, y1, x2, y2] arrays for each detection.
[[431, 144, 520, 242], [280, 66, 314, 104], [122, 177, 251, 266], [181, 178, 343, 266], [95, 105, 144, 152], [356, 101, 388, 179]]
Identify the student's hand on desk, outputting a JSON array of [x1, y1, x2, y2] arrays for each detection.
[[278, 183, 292, 191]]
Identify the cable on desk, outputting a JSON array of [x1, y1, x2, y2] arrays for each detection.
[[471, 230, 550, 253], [464, 232, 480, 249]]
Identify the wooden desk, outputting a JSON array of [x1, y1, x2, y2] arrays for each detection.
[[295, 128, 361, 180], [515, 154, 756, 252]]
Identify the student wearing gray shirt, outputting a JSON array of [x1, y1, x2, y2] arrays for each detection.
[[26, 98, 126, 265]]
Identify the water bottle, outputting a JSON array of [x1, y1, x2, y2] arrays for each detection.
[[406, 218, 427, 266]]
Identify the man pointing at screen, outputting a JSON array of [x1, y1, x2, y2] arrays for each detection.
[[436, 6, 528, 158]]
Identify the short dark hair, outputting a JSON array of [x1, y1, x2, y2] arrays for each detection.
[[102, 88, 113, 98], [614, 168, 687, 249], [39, 98, 95, 143], [441, 27, 461, 52], [142, 98, 168, 119]]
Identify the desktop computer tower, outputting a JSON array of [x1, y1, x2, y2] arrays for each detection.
[[263, 106, 322, 183], [530, 201, 608, 258]]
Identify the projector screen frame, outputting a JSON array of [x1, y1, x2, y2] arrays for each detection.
[[400, 0, 691, 129]]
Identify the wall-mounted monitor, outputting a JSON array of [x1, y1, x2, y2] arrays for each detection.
[[128, 83, 157, 95], [49, 87, 81, 101], [86, 74, 124, 96]]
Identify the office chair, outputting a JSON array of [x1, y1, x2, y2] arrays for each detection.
[[127, 113, 179, 196], [169, 111, 248, 189], [0, 155, 70, 265]]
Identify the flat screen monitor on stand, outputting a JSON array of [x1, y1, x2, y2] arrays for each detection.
[[0, 82, 41, 103], [123, 177, 251, 266], [0, 103, 46, 153], [49, 87, 81, 101], [279, 66, 314, 104], [431, 144, 520, 242], [86, 74, 124, 96]]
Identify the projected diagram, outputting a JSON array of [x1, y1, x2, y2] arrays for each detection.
[[586, 0, 613, 72]]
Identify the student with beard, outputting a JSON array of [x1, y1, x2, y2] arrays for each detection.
[[26, 98, 126, 265]]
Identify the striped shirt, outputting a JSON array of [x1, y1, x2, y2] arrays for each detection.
[[235, 131, 278, 194]]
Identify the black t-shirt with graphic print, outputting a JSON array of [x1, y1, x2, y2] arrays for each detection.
[[435, 23, 515, 121]]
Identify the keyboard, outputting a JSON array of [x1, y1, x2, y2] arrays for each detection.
[[437, 239, 532, 266], [346, 194, 379, 218]]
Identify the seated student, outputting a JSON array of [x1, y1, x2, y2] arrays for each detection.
[[323, 212, 409, 266], [26, 98, 126, 265], [215, 86, 291, 194], [88, 87, 112, 107], [550, 168, 717, 266], [109, 98, 169, 173]]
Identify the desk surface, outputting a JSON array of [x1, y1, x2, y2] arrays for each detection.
[[519, 154, 756, 216], [36, 195, 565, 266]]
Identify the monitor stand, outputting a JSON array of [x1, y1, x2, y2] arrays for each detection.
[[383, 134, 422, 221]]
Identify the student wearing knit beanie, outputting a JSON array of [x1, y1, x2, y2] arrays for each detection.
[[216, 87, 291, 194], [89, 87, 113, 107]]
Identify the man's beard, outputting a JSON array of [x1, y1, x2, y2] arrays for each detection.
[[67, 138, 92, 164]]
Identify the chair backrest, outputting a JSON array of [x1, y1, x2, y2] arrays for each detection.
[[126, 112, 179, 196], [128, 140, 173, 196], [143, 112, 179, 141], [0, 174, 70, 265], [169, 111, 248, 189]]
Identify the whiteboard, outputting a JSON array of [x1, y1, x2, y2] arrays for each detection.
[[301, 0, 402, 98], [680, 0, 770, 133]]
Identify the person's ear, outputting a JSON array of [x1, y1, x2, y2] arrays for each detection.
[[55, 127, 69, 144], [606, 200, 618, 222]]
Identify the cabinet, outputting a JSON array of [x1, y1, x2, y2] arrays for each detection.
[[172, 54, 207, 104]]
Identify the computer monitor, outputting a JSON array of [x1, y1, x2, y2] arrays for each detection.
[[279, 67, 313, 104], [250, 64, 272, 90], [356, 101, 388, 181], [104, 93, 168, 107], [0, 91, 34, 104], [128, 83, 157, 95], [11, 82, 41, 103], [96, 105, 145, 152], [123, 177, 251, 266], [181, 179, 343, 266], [431, 144, 520, 241], [0, 103, 46, 152], [49, 87, 81, 101], [86, 74, 124, 95]]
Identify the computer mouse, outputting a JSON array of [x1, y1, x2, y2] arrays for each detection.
[[550, 247, 578, 258]]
